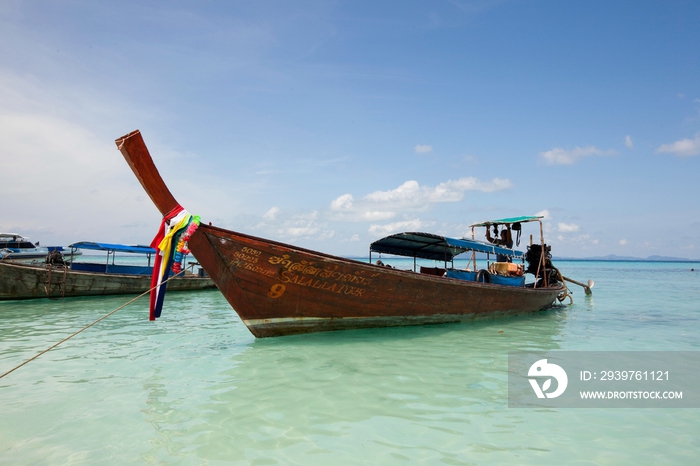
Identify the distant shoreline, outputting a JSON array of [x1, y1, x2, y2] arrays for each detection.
[[346, 255, 700, 263], [553, 258, 700, 263]]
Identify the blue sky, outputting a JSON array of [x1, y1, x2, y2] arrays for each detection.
[[1, 0, 699, 258]]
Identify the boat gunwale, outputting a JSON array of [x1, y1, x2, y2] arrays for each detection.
[[198, 225, 565, 295]]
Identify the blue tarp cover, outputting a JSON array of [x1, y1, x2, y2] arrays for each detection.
[[370, 232, 523, 261], [68, 242, 155, 255]]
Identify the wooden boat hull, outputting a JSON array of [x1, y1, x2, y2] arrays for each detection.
[[115, 130, 565, 338], [0, 261, 215, 301], [187, 225, 563, 337]]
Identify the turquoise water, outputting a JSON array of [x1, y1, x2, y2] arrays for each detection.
[[1, 261, 699, 464]]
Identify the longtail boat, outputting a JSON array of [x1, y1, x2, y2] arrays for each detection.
[[0, 241, 214, 300], [116, 130, 571, 338]]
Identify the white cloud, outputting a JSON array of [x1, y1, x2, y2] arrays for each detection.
[[269, 211, 327, 239], [263, 207, 279, 220], [368, 219, 433, 236], [317, 230, 335, 240], [539, 146, 618, 165], [572, 234, 593, 244], [536, 210, 550, 220], [656, 134, 700, 157], [558, 223, 579, 233], [365, 178, 511, 204], [415, 144, 433, 154], [441, 177, 513, 194], [362, 211, 396, 221], [625, 135, 633, 149], [0, 110, 164, 244], [330, 193, 354, 210], [0, 113, 117, 177], [285, 226, 320, 236], [619, 239, 628, 245], [330, 195, 395, 221], [337, 233, 363, 243], [556, 233, 597, 245], [365, 180, 422, 203], [330, 177, 512, 222], [279, 215, 327, 239]]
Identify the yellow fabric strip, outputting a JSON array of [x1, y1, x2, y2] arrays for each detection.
[[157, 213, 192, 278]]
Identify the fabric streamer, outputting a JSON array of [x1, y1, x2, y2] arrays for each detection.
[[149, 205, 201, 320]]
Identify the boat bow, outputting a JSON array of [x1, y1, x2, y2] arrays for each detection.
[[116, 130, 179, 216]]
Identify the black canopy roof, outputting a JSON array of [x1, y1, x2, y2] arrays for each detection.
[[370, 232, 522, 261]]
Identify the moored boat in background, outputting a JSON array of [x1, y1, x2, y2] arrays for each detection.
[[0, 233, 81, 260], [115, 130, 577, 338], [0, 241, 214, 300]]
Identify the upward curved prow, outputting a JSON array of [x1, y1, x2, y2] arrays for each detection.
[[115, 130, 179, 216]]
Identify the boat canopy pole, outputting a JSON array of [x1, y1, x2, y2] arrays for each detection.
[[532, 219, 547, 288], [470, 226, 476, 271]]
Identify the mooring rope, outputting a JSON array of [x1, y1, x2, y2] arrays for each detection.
[[0, 267, 191, 380]]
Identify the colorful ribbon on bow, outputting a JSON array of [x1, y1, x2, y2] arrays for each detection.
[[149, 205, 201, 320]]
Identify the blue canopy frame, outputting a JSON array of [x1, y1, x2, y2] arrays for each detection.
[[68, 241, 157, 269], [469, 215, 551, 286], [368, 215, 551, 287], [68, 242, 155, 255]]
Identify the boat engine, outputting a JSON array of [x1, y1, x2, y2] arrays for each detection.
[[45, 250, 66, 266], [525, 243, 560, 286]]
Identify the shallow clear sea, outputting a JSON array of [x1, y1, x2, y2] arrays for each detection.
[[1, 260, 699, 465]]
